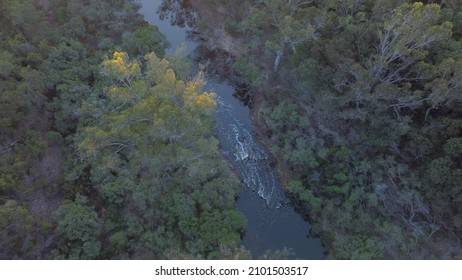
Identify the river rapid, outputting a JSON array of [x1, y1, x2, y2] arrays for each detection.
[[139, 0, 324, 259]]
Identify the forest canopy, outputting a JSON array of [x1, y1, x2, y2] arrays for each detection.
[[0, 0, 245, 259], [2, 0, 462, 260], [197, 0, 462, 259]]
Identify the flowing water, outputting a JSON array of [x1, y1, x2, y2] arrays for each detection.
[[139, 0, 324, 259]]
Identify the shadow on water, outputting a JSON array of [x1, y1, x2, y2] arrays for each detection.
[[138, 0, 324, 259]]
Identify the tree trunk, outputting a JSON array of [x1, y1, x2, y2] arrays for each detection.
[[273, 50, 283, 73]]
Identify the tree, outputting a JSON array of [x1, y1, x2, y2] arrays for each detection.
[[53, 195, 101, 259], [220, 0, 462, 258], [368, 2, 452, 84], [0, 200, 38, 259], [73, 52, 243, 259], [241, 0, 317, 71], [121, 25, 169, 57]]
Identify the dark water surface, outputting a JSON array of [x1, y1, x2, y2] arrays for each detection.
[[139, 0, 324, 259]]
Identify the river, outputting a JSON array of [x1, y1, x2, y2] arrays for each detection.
[[138, 0, 324, 259]]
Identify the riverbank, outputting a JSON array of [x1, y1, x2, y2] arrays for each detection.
[[187, 0, 326, 254], [153, 0, 324, 258], [188, 0, 295, 190], [188, 0, 462, 260]]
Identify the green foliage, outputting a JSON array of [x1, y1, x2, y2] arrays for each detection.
[[121, 25, 169, 57], [69, 52, 243, 259], [0, 0, 187, 260], [5, 0, 47, 43], [288, 181, 321, 211], [333, 235, 385, 260], [54, 195, 101, 243], [223, 16, 240, 36], [198, 18, 208, 33], [222, 0, 462, 258], [237, 0, 317, 72], [4, 0, 461, 260], [53, 195, 101, 259], [24, 130, 47, 158], [167, 44, 192, 81], [234, 56, 260, 84], [0, 200, 40, 259], [47, 131, 64, 145]]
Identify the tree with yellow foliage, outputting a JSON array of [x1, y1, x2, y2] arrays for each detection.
[[101, 52, 141, 88], [74, 52, 243, 259]]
